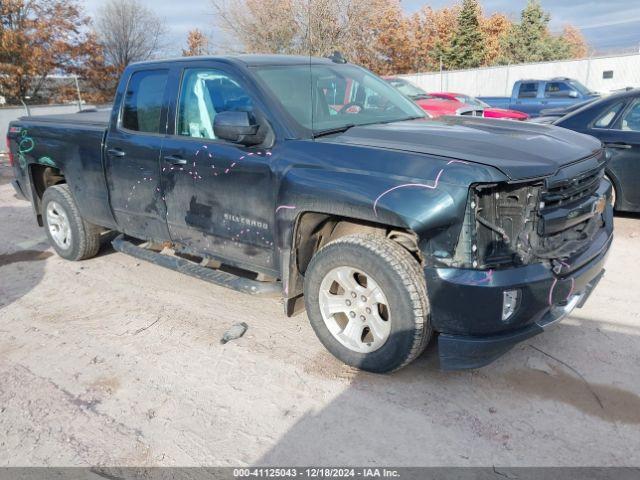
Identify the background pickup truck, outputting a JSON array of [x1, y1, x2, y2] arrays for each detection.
[[7, 55, 613, 373], [479, 77, 599, 117]]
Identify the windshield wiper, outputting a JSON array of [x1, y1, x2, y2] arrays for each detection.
[[312, 124, 356, 138]]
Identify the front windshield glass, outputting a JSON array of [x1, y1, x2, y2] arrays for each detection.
[[386, 78, 430, 99], [254, 64, 425, 134], [455, 95, 488, 108]]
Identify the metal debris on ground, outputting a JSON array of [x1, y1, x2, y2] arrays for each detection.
[[221, 322, 248, 344]]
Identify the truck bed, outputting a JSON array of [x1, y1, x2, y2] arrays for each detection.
[[19, 109, 111, 128]]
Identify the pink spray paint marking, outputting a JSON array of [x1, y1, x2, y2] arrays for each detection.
[[373, 161, 468, 217], [275, 205, 296, 214], [566, 277, 575, 301], [373, 170, 444, 217], [470, 269, 493, 285]]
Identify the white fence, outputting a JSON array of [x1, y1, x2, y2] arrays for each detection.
[[400, 52, 640, 96]]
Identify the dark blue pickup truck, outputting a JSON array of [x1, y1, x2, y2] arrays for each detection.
[[7, 55, 613, 372], [480, 78, 599, 117]]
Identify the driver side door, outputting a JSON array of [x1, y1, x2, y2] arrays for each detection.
[[160, 64, 277, 274]]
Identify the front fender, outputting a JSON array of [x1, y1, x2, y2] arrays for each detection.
[[275, 159, 503, 298]]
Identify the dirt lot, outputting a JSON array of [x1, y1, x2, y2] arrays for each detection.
[[1, 163, 639, 467]]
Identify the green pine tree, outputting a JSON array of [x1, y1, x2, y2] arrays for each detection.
[[445, 0, 485, 69], [500, 0, 571, 64]]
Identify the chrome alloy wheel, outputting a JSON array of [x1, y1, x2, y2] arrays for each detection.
[[46, 201, 72, 250], [318, 266, 391, 353]]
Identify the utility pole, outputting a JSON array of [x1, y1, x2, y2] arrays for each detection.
[[74, 75, 83, 111], [440, 56, 443, 91], [20, 96, 31, 116]]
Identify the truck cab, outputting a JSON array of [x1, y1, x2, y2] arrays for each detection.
[[480, 78, 599, 117]]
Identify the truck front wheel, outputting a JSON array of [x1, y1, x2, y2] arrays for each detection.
[[304, 233, 431, 373], [42, 184, 101, 261]]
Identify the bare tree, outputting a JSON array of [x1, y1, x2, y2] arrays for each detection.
[[95, 0, 167, 73], [183, 29, 210, 56]]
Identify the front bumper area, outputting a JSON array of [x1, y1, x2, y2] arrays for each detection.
[[426, 224, 612, 370]]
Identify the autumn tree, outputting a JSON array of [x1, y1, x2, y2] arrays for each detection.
[[207, 0, 590, 75], [561, 25, 588, 58], [0, 0, 99, 104], [209, 0, 298, 54], [481, 13, 511, 66], [445, 0, 485, 69], [95, 0, 167, 74], [183, 29, 210, 56]]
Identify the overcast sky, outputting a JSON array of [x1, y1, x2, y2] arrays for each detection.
[[81, 0, 640, 56]]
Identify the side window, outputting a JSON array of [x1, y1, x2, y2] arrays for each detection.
[[121, 70, 169, 133], [619, 99, 640, 132], [545, 82, 574, 98], [177, 68, 253, 139], [518, 82, 538, 98], [593, 102, 624, 128]]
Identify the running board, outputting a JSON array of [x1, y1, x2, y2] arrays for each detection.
[[112, 235, 281, 296]]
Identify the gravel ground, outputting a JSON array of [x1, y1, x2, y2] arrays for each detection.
[[0, 176, 639, 467]]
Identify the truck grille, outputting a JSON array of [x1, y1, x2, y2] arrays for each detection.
[[541, 166, 604, 210], [469, 164, 606, 268]]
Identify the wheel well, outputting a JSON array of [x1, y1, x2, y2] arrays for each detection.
[[293, 213, 422, 277], [29, 164, 66, 225]]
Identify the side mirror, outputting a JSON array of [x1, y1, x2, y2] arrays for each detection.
[[213, 111, 261, 145], [568, 90, 579, 98]]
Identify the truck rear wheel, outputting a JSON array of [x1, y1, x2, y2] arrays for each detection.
[[42, 184, 101, 261], [304, 233, 431, 373]]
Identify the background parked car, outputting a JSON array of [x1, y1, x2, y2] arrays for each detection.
[[529, 98, 600, 124], [429, 92, 528, 120], [553, 88, 640, 212], [383, 77, 482, 117], [479, 77, 599, 117]]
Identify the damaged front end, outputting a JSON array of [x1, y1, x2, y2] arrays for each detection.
[[429, 155, 613, 369], [454, 160, 609, 273]]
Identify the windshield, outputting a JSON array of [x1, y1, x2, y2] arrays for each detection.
[[567, 79, 593, 95], [454, 95, 489, 108], [253, 64, 425, 134], [386, 78, 430, 99]]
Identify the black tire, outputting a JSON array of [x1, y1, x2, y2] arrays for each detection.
[[304, 233, 431, 373], [41, 184, 101, 261]]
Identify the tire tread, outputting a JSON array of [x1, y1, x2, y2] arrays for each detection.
[[310, 233, 431, 372], [42, 184, 101, 261]]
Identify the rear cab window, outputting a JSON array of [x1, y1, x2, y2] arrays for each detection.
[[517, 82, 538, 98], [120, 69, 169, 134]]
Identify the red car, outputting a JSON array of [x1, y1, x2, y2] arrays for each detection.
[[430, 92, 529, 120], [384, 77, 465, 118]]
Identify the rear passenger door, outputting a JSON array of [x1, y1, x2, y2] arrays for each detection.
[[104, 68, 171, 241]]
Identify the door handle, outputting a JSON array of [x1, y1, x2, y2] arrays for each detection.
[[604, 143, 632, 150], [107, 148, 126, 157], [164, 155, 187, 165]]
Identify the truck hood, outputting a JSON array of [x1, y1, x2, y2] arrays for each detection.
[[325, 116, 602, 180]]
